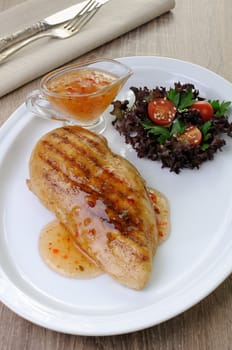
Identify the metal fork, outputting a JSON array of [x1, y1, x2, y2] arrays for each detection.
[[0, 0, 101, 64]]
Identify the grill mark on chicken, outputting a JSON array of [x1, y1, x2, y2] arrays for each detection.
[[38, 152, 147, 247], [44, 131, 129, 187], [50, 130, 138, 192], [39, 138, 133, 202], [50, 132, 103, 169], [62, 126, 107, 156], [52, 128, 147, 194], [43, 166, 147, 248], [39, 131, 145, 222], [41, 140, 91, 178]]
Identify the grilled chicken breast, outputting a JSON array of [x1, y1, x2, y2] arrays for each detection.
[[28, 126, 159, 289]]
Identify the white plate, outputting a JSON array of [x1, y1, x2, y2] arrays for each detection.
[[0, 56, 232, 336]]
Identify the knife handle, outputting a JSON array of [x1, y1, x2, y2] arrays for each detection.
[[0, 22, 51, 64], [0, 21, 50, 51]]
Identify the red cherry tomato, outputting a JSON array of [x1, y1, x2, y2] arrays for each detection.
[[190, 101, 214, 122], [177, 126, 202, 145], [148, 98, 176, 126]]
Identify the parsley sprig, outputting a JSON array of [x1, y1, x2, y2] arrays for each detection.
[[141, 120, 170, 143], [167, 88, 196, 111], [170, 118, 185, 136], [199, 121, 212, 150], [208, 100, 231, 117], [141, 118, 186, 144]]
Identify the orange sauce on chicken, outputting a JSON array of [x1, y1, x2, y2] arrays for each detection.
[[38, 190, 170, 278], [39, 220, 102, 278], [148, 188, 170, 242], [46, 68, 120, 122]]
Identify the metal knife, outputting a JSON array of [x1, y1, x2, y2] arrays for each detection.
[[0, 0, 109, 51]]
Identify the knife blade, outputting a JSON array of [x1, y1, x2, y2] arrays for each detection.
[[0, 0, 110, 51], [44, 0, 109, 25]]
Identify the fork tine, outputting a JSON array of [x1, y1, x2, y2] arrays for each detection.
[[64, 0, 96, 29], [68, 3, 101, 32]]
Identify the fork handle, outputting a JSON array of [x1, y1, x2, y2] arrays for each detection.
[[0, 23, 51, 64]]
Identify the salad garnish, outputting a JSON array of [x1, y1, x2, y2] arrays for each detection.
[[111, 83, 231, 173]]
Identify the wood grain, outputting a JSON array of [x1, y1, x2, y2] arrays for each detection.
[[0, 0, 232, 349]]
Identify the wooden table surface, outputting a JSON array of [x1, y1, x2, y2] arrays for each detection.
[[0, 0, 231, 349]]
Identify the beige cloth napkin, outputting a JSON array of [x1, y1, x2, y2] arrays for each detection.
[[0, 0, 175, 97]]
